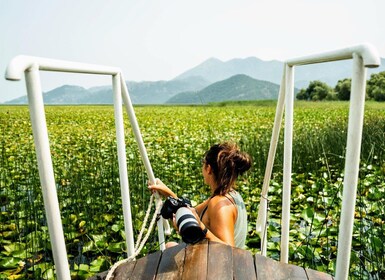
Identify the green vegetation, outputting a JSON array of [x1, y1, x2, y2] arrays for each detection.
[[296, 81, 335, 101], [367, 72, 385, 101], [297, 71, 385, 102], [1, 102, 384, 279]]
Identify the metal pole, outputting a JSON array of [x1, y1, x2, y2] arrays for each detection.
[[256, 68, 286, 256], [281, 64, 294, 263], [6, 55, 120, 81], [119, 74, 166, 251], [335, 53, 367, 280], [25, 65, 71, 280], [112, 73, 135, 257]]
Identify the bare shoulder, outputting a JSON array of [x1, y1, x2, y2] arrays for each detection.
[[208, 195, 235, 212]]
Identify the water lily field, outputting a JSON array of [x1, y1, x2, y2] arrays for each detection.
[[1, 101, 384, 279]]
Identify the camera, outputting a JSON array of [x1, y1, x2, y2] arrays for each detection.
[[160, 196, 206, 244]]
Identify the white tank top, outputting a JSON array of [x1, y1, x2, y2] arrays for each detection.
[[228, 191, 248, 249]]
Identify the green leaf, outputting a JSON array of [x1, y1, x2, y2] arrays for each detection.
[[90, 257, 108, 272], [79, 220, 86, 228], [82, 241, 94, 253], [78, 264, 89, 271], [107, 242, 125, 253], [42, 268, 54, 280], [102, 214, 114, 222], [0, 257, 22, 269], [91, 233, 106, 243], [302, 207, 314, 223], [3, 243, 25, 255], [111, 224, 120, 232]]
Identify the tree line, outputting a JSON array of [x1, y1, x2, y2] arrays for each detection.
[[296, 71, 385, 101]]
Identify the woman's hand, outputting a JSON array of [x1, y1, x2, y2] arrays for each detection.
[[148, 178, 177, 198], [171, 214, 179, 232]]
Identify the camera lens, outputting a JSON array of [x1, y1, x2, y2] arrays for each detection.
[[175, 208, 204, 244]]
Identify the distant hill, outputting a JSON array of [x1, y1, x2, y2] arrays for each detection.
[[173, 57, 385, 89], [166, 74, 281, 104], [4, 56, 384, 105], [174, 57, 283, 84], [5, 76, 210, 105], [127, 76, 210, 104], [6, 85, 101, 104]]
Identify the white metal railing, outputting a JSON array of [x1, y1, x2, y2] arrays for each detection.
[[4, 55, 166, 280], [255, 43, 380, 279]]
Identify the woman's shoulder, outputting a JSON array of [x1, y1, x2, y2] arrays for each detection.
[[208, 194, 235, 210], [209, 194, 227, 203], [207, 194, 237, 222]]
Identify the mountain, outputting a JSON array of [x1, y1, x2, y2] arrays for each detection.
[[6, 85, 102, 104], [173, 57, 385, 89], [166, 74, 280, 104], [5, 76, 210, 105], [174, 57, 283, 84], [126, 76, 210, 104]]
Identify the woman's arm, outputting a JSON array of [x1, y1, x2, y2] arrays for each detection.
[[148, 178, 177, 198], [149, 179, 210, 214]]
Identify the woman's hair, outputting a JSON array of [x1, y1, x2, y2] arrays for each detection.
[[203, 142, 252, 196]]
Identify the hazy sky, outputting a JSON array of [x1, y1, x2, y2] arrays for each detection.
[[1, 0, 384, 103]]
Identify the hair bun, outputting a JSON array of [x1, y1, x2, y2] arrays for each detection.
[[234, 151, 252, 174]]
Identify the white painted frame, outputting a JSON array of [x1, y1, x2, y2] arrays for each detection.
[[256, 43, 380, 280], [5, 55, 166, 280]]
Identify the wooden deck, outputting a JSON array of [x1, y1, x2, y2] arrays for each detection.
[[89, 240, 333, 280]]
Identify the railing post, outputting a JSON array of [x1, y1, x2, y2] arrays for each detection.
[[335, 53, 367, 280], [120, 74, 166, 251], [24, 64, 71, 280], [112, 73, 135, 257], [256, 68, 286, 256], [281, 63, 294, 263]]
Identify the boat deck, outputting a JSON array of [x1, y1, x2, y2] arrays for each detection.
[[89, 240, 333, 279]]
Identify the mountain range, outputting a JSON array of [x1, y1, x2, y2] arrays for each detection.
[[5, 56, 385, 105], [167, 74, 280, 104]]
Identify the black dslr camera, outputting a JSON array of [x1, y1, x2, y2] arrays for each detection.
[[160, 197, 206, 244]]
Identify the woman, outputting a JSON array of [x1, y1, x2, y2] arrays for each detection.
[[149, 142, 252, 248]]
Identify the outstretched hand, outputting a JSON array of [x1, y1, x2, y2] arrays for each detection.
[[148, 178, 178, 198]]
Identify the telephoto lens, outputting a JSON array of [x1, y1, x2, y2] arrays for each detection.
[[175, 207, 205, 244]]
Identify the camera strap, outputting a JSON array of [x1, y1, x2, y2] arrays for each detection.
[[200, 204, 209, 220]]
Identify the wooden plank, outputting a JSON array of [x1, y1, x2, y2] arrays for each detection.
[[233, 247, 257, 280], [156, 243, 187, 280], [207, 241, 233, 280], [111, 259, 136, 280], [182, 240, 209, 280], [130, 250, 162, 280], [305, 268, 334, 280], [89, 245, 334, 280], [255, 254, 308, 280]]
